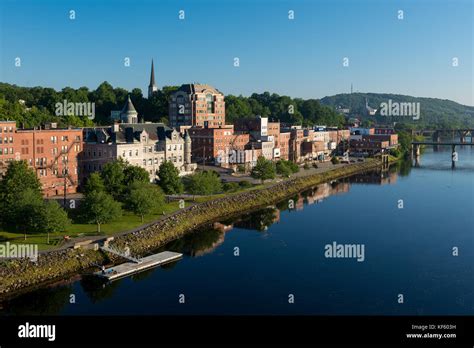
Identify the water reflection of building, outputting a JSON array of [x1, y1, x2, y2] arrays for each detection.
[[303, 181, 351, 205], [191, 230, 226, 257], [350, 170, 398, 185], [233, 206, 280, 231], [164, 227, 229, 257]]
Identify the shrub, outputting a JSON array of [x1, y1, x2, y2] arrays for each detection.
[[223, 182, 240, 192], [238, 180, 253, 189], [331, 157, 340, 165]]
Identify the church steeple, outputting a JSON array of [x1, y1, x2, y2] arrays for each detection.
[[148, 59, 158, 98]]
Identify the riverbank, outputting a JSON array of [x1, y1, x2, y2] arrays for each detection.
[[0, 158, 389, 299]]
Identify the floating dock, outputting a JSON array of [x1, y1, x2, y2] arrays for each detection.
[[94, 251, 183, 281]]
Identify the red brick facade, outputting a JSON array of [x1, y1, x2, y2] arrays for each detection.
[[0, 121, 82, 197]]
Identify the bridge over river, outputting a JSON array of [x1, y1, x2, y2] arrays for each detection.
[[411, 129, 474, 168]]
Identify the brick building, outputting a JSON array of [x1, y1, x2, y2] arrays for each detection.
[[169, 84, 225, 129], [350, 138, 390, 154], [278, 132, 291, 160], [234, 116, 281, 161], [374, 127, 396, 135], [363, 134, 398, 147], [188, 125, 250, 166], [0, 121, 82, 197]]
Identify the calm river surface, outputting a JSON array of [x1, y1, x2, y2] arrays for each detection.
[[2, 146, 473, 315]]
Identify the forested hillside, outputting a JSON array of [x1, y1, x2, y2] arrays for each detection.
[[321, 93, 474, 128]]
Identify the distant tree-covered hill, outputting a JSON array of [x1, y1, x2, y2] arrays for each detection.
[[320, 93, 474, 128]]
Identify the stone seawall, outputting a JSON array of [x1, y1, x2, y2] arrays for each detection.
[[0, 160, 383, 298]]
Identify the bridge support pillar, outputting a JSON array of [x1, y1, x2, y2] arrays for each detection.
[[432, 131, 440, 151], [452, 144, 457, 169], [412, 144, 420, 167]]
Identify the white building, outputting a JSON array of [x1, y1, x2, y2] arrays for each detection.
[[81, 97, 196, 183]]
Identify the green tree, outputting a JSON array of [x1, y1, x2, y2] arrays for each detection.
[[251, 156, 276, 183], [12, 188, 44, 240], [123, 165, 150, 186], [157, 161, 184, 194], [276, 160, 292, 178], [0, 161, 42, 228], [125, 183, 164, 222], [278, 159, 299, 174], [187, 171, 223, 197], [40, 201, 71, 244], [83, 172, 105, 195], [100, 159, 126, 198], [81, 191, 122, 233]]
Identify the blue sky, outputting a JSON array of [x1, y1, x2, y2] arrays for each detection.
[[0, 0, 472, 105]]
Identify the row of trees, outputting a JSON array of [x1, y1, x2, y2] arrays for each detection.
[[226, 93, 346, 127], [1, 82, 345, 128], [81, 159, 166, 231], [250, 156, 304, 183], [0, 82, 176, 127]]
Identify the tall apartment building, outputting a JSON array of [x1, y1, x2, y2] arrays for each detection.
[[169, 84, 225, 129], [0, 121, 82, 197]]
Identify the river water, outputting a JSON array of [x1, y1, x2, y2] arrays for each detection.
[[1, 145, 473, 315]]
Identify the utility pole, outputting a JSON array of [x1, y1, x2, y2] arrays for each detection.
[[63, 167, 68, 208], [203, 145, 206, 166]]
